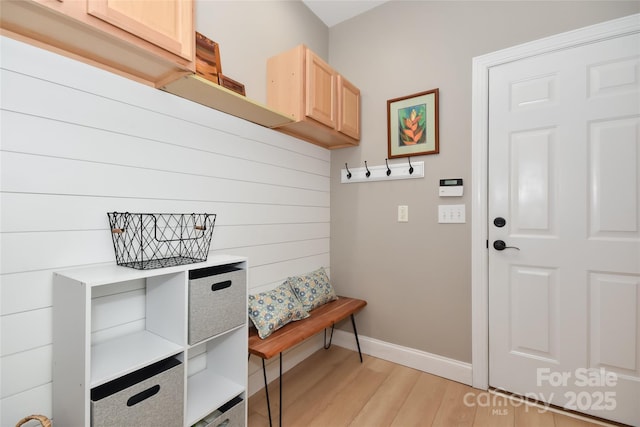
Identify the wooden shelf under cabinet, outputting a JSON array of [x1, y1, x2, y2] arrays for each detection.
[[162, 73, 294, 128]]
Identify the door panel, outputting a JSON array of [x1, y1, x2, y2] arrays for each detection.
[[589, 274, 640, 374], [589, 117, 639, 236], [489, 32, 640, 426], [510, 128, 555, 233], [510, 266, 557, 359]]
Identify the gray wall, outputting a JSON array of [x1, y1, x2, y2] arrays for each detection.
[[196, 0, 328, 103], [328, 1, 639, 363]]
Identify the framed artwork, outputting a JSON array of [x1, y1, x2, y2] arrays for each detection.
[[219, 74, 246, 96], [387, 88, 439, 158]]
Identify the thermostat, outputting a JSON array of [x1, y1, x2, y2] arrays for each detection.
[[439, 178, 463, 197]]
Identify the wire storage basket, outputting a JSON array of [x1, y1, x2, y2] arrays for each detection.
[[107, 212, 216, 270]]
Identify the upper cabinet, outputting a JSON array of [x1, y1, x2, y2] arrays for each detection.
[[87, 0, 193, 61], [0, 0, 195, 87], [267, 45, 361, 149]]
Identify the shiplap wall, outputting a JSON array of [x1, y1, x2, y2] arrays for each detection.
[[0, 36, 330, 425]]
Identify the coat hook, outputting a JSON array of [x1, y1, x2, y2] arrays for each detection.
[[345, 163, 352, 179], [385, 158, 391, 176], [408, 157, 414, 175], [364, 161, 371, 178]]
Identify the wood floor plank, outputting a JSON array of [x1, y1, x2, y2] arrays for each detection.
[[553, 412, 607, 427], [350, 363, 421, 426], [248, 345, 352, 419], [431, 380, 478, 427], [306, 357, 394, 426], [248, 347, 616, 427], [275, 348, 368, 425], [472, 392, 516, 427], [514, 402, 556, 427], [390, 372, 449, 427]]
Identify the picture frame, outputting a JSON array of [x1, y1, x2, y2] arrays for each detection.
[[219, 73, 246, 96], [387, 88, 439, 159]]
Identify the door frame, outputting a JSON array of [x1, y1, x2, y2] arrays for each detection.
[[470, 13, 639, 390]]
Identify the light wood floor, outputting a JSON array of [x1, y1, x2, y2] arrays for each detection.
[[248, 346, 614, 427]]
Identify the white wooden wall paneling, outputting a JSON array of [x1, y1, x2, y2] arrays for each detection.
[[1, 224, 328, 273], [2, 346, 52, 399], [218, 239, 330, 267], [1, 193, 330, 231], [1, 308, 52, 356], [1, 241, 329, 316], [1, 36, 330, 425], [0, 77, 329, 174], [1, 384, 52, 427], [1, 271, 55, 316], [0, 37, 329, 164], [243, 257, 332, 294], [1, 110, 330, 191], [1, 153, 329, 207], [211, 223, 329, 248]]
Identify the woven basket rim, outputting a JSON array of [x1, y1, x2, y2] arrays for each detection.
[[16, 414, 51, 427]]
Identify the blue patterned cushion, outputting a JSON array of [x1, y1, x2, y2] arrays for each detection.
[[287, 267, 337, 311], [248, 282, 309, 339]]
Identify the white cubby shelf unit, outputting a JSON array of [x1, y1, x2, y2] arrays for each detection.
[[52, 254, 248, 427]]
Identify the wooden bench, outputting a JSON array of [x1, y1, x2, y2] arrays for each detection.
[[248, 296, 367, 427]]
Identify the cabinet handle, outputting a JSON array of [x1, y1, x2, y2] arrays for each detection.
[[211, 280, 232, 292], [127, 385, 160, 407]]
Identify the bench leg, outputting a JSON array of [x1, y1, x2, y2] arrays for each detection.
[[351, 314, 363, 363], [323, 324, 335, 349], [279, 353, 283, 427], [261, 358, 273, 427], [324, 316, 363, 363], [258, 353, 283, 427]]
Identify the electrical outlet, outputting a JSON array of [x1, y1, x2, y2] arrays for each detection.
[[398, 205, 408, 222]]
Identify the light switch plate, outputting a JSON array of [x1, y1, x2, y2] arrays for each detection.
[[398, 205, 408, 222], [438, 204, 465, 223]]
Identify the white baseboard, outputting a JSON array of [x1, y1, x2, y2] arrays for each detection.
[[248, 329, 473, 397], [332, 329, 473, 386]]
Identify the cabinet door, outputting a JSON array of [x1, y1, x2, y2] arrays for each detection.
[[305, 49, 336, 129], [87, 0, 193, 60], [337, 75, 360, 140]]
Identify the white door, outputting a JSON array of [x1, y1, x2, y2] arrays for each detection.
[[488, 32, 640, 426]]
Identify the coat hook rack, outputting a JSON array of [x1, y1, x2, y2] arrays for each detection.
[[340, 159, 424, 183]]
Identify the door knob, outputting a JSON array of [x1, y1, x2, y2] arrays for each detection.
[[494, 217, 506, 227], [493, 240, 520, 251]]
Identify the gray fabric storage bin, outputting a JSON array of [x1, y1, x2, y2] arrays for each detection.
[[90, 357, 184, 427], [189, 265, 246, 344], [199, 396, 245, 427]]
